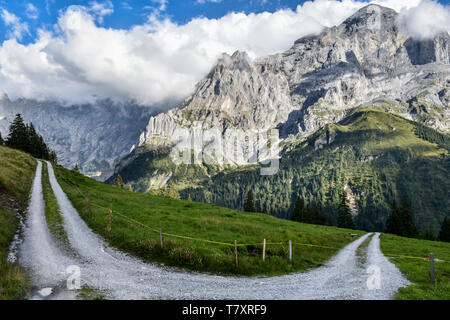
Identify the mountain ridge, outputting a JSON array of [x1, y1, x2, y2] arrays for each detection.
[[116, 5, 449, 190], [0, 95, 156, 180], [137, 4, 449, 153]]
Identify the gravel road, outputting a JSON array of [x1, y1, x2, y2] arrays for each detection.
[[19, 161, 411, 300], [19, 161, 78, 299]]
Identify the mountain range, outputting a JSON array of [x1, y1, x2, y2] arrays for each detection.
[[112, 5, 450, 233], [0, 4, 448, 233], [0, 95, 154, 180]]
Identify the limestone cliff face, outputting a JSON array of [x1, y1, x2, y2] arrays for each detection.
[[116, 5, 449, 187], [0, 96, 153, 180], [139, 4, 449, 156]]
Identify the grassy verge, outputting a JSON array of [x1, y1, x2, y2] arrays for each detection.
[[42, 162, 106, 299], [55, 165, 365, 276], [380, 233, 450, 300], [0, 146, 36, 300], [42, 162, 72, 251], [356, 233, 373, 267], [77, 285, 107, 300], [0, 207, 28, 300]]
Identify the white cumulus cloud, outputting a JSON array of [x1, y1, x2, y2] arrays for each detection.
[[397, 0, 450, 39], [151, 0, 168, 11], [0, 0, 448, 108], [88, 0, 114, 23], [26, 3, 39, 20], [196, 0, 222, 4], [1, 9, 30, 40]]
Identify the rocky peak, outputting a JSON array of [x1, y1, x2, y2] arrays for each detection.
[[136, 4, 450, 168], [212, 51, 252, 73], [342, 4, 398, 34], [0, 91, 8, 101]]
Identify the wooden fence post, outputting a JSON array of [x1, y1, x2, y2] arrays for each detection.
[[289, 240, 292, 262], [160, 229, 163, 248], [262, 239, 266, 261], [430, 253, 435, 284], [107, 204, 112, 234], [234, 240, 238, 269]]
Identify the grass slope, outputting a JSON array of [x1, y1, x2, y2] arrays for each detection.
[[381, 233, 450, 300], [183, 109, 449, 233], [0, 146, 36, 300], [42, 163, 74, 254], [56, 165, 364, 276], [114, 109, 449, 234]]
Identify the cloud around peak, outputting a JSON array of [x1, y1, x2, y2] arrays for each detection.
[[397, 0, 450, 39], [0, 0, 448, 107]]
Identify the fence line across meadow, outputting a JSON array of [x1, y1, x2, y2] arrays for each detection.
[[67, 180, 450, 267]]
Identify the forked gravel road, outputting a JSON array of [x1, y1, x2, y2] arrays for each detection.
[[19, 161, 411, 300]]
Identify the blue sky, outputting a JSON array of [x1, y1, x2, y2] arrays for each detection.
[[1, 0, 446, 44], [0, 1, 305, 43], [0, 0, 449, 105]]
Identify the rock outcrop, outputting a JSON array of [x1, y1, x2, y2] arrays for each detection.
[[137, 4, 449, 166], [0, 95, 154, 180]]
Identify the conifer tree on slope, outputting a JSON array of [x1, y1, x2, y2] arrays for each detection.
[[422, 227, 436, 241], [254, 200, 261, 213], [385, 199, 402, 235], [168, 183, 180, 199], [27, 123, 40, 157], [291, 196, 305, 222], [337, 191, 355, 229], [50, 150, 58, 164], [6, 114, 29, 152], [0, 132, 4, 146], [157, 186, 168, 197], [312, 201, 326, 226], [304, 202, 316, 224], [438, 217, 450, 242], [4, 114, 57, 162], [114, 174, 125, 188], [243, 190, 255, 212], [399, 195, 418, 238]]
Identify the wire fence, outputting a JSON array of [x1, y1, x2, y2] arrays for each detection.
[[65, 177, 450, 265]]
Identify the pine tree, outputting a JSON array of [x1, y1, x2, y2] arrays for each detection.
[[304, 202, 315, 224], [438, 217, 450, 242], [50, 150, 58, 164], [6, 114, 29, 152], [0, 132, 4, 146], [114, 174, 125, 188], [73, 163, 80, 172], [291, 196, 305, 222], [158, 186, 168, 197], [312, 201, 326, 226], [254, 200, 261, 213], [4, 114, 57, 162], [385, 199, 401, 235], [243, 190, 255, 212], [337, 191, 355, 229], [399, 195, 418, 238], [168, 183, 180, 199], [27, 123, 40, 157], [422, 227, 436, 241], [187, 194, 192, 201]]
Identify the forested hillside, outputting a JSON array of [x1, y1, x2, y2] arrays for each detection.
[[182, 109, 449, 233], [113, 109, 449, 234]]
